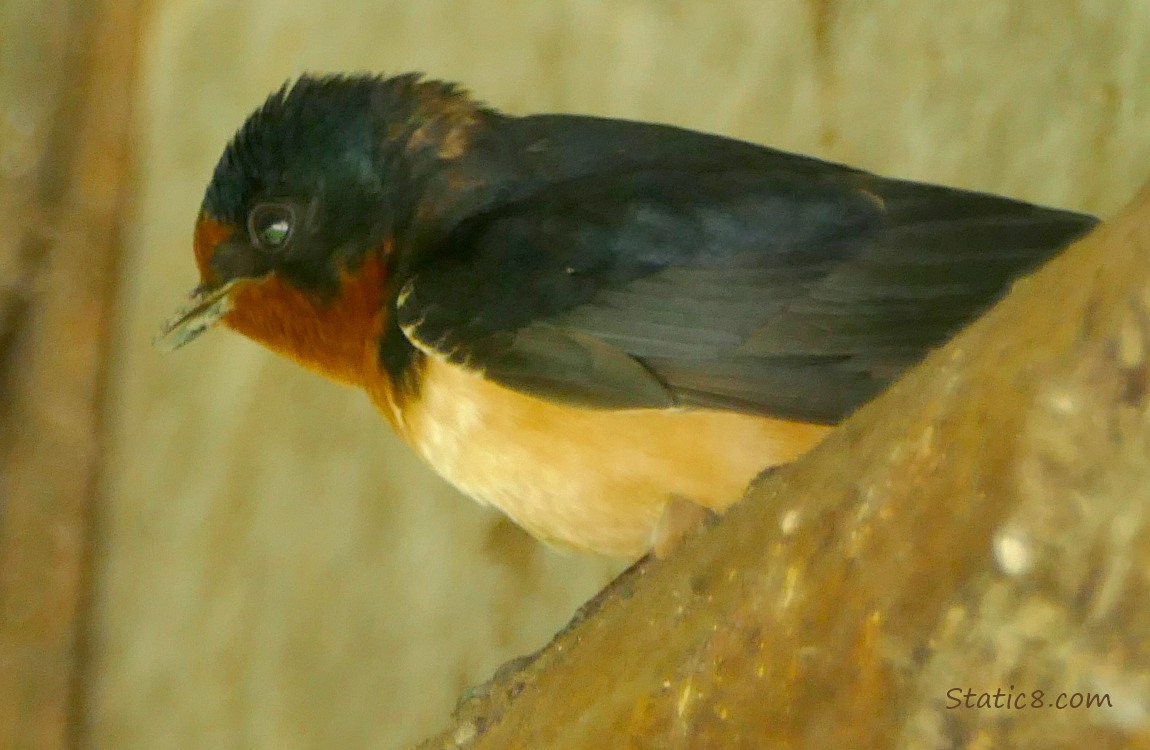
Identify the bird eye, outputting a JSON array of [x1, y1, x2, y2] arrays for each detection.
[[248, 202, 295, 251]]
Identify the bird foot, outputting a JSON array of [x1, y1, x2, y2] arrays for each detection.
[[651, 495, 719, 558]]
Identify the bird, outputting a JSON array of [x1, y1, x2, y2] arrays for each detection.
[[155, 73, 1097, 558]]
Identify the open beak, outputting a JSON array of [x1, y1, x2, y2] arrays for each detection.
[[153, 232, 276, 352], [153, 277, 257, 352]]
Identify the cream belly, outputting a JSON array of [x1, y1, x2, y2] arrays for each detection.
[[387, 358, 831, 557]]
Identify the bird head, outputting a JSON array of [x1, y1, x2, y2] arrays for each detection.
[[155, 73, 484, 384]]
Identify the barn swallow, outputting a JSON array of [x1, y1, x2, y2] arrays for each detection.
[[156, 73, 1097, 557]]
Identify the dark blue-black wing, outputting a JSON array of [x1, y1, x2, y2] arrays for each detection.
[[396, 147, 1095, 423]]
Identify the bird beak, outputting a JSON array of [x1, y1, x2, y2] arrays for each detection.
[[153, 236, 274, 352], [152, 277, 253, 352]]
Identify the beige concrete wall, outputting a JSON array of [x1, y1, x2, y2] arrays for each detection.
[[92, 1, 1150, 747]]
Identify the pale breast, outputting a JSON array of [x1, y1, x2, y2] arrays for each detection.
[[383, 358, 831, 557]]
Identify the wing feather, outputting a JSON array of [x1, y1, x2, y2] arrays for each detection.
[[395, 126, 1096, 423]]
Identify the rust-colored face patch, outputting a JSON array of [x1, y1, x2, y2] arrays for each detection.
[[192, 214, 236, 284], [221, 242, 392, 389], [162, 214, 397, 390]]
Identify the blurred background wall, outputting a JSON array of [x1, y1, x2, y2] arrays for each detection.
[[3, 1, 1150, 748]]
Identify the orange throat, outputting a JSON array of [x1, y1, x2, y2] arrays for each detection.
[[221, 255, 389, 388], [191, 217, 391, 388]]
